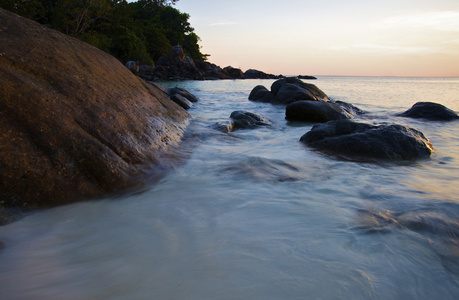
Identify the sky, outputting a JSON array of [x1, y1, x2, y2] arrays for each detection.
[[171, 0, 459, 77]]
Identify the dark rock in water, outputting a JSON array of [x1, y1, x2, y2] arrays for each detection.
[[170, 93, 193, 109], [399, 102, 459, 121], [168, 87, 199, 103], [271, 77, 328, 101], [249, 77, 328, 105], [214, 111, 271, 132], [286, 100, 353, 123], [335, 100, 365, 115], [166, 87, 199, 109], [243, 69, 279, 79], [301, 120, 434, 161], [230, 111, 271, 129], [248, 85, 276, 102], [0, 9, 190, 209], [298, 75, 317, 80], [213, 120, 235, 133]]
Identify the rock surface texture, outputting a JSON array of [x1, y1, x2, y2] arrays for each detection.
[[249, 77, 329, 104], [214, 111, 271, 133], [286, 101, 353, 123], [399, 102, 459, 121], [301, 120, 434, 161], [0, 9, 190, 209]]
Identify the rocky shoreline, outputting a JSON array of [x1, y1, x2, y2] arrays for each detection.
[[0, 9, 190, 217], [126, 45, 317, 81]]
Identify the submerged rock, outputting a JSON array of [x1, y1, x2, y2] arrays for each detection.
[[286, 100, 353, 123], [301, 120, 434, 161], [0, 9, 190, 209], [249, 77, 328, 104], [214, 111, 271, 133], [399, 102, 459, 121]]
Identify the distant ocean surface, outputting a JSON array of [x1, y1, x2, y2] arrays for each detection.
[[1, 76, 459, 299]]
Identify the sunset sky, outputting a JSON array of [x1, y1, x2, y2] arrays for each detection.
[[172, 0, 459, 77]]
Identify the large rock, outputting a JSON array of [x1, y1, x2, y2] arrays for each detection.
[[153, 45, 206, 80], [0, 9, 190, 209], [243, 69, 279, 79], [399, 102, 459, 121], [249, 77, 328, 104], [286, 100, 353, 122], [248, 85, 275, 103], [300, 120, 434, 161]]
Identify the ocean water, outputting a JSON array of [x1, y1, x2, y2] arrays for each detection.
[[1, 76, 459, 299]]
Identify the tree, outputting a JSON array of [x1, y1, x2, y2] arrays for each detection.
[[55, 0, 112, 36]]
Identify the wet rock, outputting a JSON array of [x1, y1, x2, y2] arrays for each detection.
[[301, 120, 434, 161], [0, 9, 190, 209], [166, 87, 199, 109], [214, 111, 271, 132], [248, 85, 276, 102], [335, 100, 365, 115], [213, 120, 235, 133], [223, 156, 304, 182], [230, 111, 271, 129], [249, 77, 328, 104], [170, 93, 193, 109], [399, 102, 459, 121], [286, 100, 353, 123]]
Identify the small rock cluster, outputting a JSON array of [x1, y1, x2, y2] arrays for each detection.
[[240, 77, 458, 162]]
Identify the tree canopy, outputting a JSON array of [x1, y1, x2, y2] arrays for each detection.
[[0, 0, 207, 64]]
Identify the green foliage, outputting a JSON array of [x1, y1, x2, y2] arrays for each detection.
[[1, 0, 206, 65]]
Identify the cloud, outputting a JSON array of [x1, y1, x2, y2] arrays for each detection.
[[382, 11, 459, 32], [329, 43, 435, 55]]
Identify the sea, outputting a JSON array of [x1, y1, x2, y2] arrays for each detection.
[[1, 76, 459, 299]]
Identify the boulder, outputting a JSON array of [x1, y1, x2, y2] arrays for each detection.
[[154, 45, 203, 80], [214, 111, 271, 132], [300, 120, 434, 161], [271, 77, 328, 102], [399, 102, 459, 121], [0, 9, 190, 209], [286, 100, 353, 123], [248, 85, 275, 103], [230, 111, 271, 129], [243, 69, 279, 79], [167, 87, 198, 110], [335, 100, 365, 115], [126, 61, 139, 74], [223, 66, 243, 79], [170, 93, 193, 109], [168, 87, 199, 103], [249, 77, 328, 104], [138, 64, 155, 81]]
